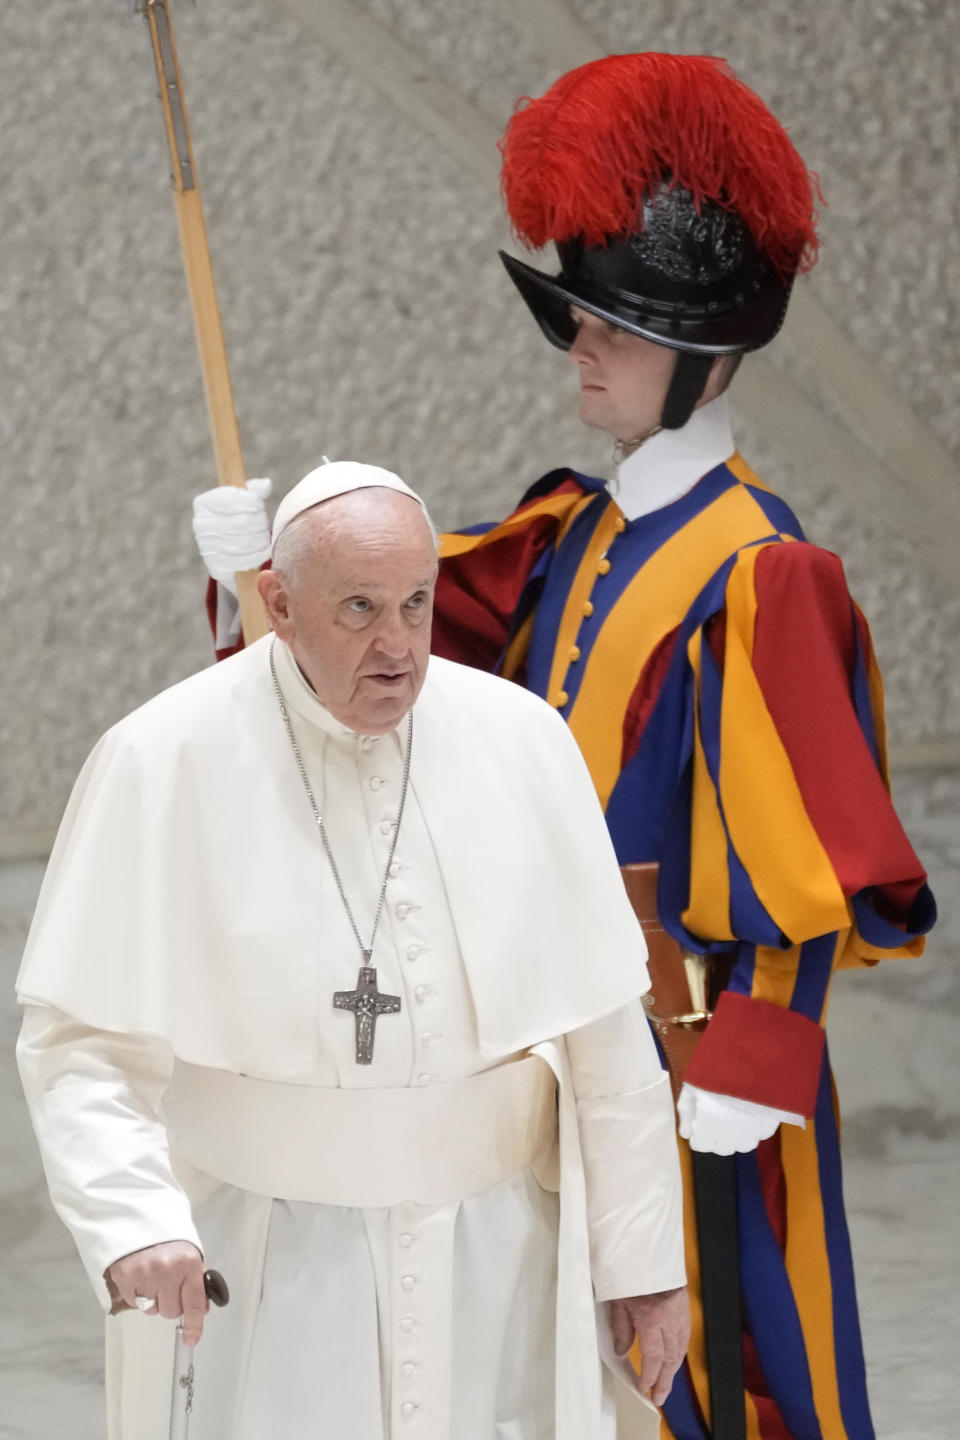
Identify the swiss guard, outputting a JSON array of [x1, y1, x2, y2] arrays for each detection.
[[430, 52, 935, 1440]]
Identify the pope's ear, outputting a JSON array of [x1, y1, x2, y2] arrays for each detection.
[[258, 570, 293, 638]]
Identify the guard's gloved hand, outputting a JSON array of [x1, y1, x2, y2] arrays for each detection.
[[192, 477, 272, 597], [677, 1083, 804, 1155]]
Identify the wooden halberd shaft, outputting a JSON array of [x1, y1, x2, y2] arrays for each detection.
[[138, 0, 269, 643]]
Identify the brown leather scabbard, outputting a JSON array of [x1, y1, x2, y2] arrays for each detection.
[[620, 863, 719, 1100], [623, 866, 747, 1437]]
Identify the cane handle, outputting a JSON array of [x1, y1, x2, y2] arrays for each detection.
[[203, 1270, 229, 1307]]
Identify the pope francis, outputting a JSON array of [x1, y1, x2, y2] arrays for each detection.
[[17, 462, 687, 1440]]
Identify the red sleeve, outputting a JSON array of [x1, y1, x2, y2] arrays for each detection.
[[751, 542, 926, 919], [206, 578, 243, 662], [681, 542, 933, 1111], [206, 566, 271, 664], [432, 527, 548, 669], [433, 480, 585, 670]]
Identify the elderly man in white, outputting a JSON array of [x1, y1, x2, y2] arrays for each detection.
[[17, 462, 687, 1440]]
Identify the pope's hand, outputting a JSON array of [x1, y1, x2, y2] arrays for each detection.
[[677, 1083, 804, 1154], [106, 1240, 207, 1345], [609, 1285, 690, 1406], [192, 477, 273, 596]]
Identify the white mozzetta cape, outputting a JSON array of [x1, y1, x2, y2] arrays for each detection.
[[18, 642, 650, 1069]]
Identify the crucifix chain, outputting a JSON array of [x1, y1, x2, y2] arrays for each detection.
[[269, 639, 411, 1062]]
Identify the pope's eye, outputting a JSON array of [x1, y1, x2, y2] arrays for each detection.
[[347, 598, 371, 614], [406, 592, 427, 610]]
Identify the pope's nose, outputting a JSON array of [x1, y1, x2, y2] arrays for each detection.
[[373, 612, 410, 659]]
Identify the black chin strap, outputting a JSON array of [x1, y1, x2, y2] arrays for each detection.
[[661, 351, 716, 430]]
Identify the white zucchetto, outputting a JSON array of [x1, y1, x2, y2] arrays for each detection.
[[271, 461, 425, 551]]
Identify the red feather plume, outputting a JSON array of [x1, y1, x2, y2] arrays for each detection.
[[499, 53, 822, 276]]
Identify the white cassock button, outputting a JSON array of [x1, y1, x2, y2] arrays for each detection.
[[370, 776, 384, 791], [414, 986, 427, 1003], [401, 1274, 417, 1291], [400, 1402, 417, 1417], [396, 903, 410, 919], [401, 1361, 416, 1377], [389, 862, 401, 878], [380, 819, 394, 836], [400, 1316, 415, 1333], [417, 1073, 432, 1085], [407, 945, 422, 961], [398, 1232, 414, 1248]]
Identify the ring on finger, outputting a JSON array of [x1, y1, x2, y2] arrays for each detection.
[[134, 1295, 158, 1313]]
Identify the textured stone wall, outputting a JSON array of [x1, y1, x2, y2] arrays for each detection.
[[3, 0, 958, 855]]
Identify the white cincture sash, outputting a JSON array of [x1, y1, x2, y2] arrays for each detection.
[[163, 1055, 557, 1208]]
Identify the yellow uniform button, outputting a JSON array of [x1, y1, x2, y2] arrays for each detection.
[[568, 645, 580, 662], [597, 558, 611, 575], [582, 600, 594, 618], [556, 691, 569, 708], [614, 516, 626, 533]]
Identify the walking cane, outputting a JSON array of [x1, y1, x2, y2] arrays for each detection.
[[168, 1269, 230, 1440], [132, 0, 269, 646]]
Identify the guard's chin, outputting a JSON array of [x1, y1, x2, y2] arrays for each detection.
[[578, 401, 612, 436]]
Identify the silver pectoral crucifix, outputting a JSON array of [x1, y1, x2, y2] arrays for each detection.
[[333, 963, 402, 1064]]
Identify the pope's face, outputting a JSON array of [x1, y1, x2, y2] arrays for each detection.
[[261, 490, 438, 735], [566, 306, 680, 443]]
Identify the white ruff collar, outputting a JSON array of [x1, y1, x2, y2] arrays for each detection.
[[609, 394, 735, 521]]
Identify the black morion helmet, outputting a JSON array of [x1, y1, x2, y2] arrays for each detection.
[[498, 53, 821, 428]]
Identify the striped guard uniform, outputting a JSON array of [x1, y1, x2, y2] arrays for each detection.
[[431, 397, 935, 1440]]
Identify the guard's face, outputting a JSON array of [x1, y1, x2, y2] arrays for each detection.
[[263, 491, 437, 735], [566, 306, 679, 443]]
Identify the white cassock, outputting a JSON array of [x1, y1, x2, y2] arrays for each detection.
[[17, 640, 685, 1440]]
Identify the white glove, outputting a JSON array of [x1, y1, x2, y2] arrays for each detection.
[[192, 477, 272, 596], [677, 1083, 805, 1155]]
